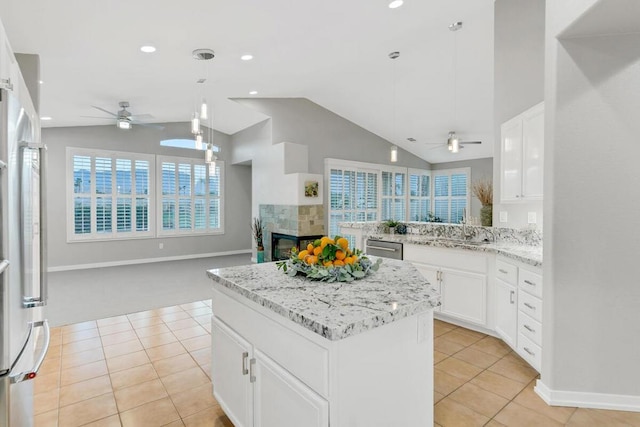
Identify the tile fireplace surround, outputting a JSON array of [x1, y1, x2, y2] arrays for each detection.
[[259, 204, 325, 261]]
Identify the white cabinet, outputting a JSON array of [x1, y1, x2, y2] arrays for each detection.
[[404, 244, 488, 327], [253, 350, 329, 427], [439, 268, 486, 325], [494, 257, 543, 372], [211, 317, 253, 427], [212, 317, 328, 427], [500, 102, 544, 202]]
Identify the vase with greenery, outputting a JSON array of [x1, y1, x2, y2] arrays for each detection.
[[472, 178, 493, 227], [252, 217, 265, 263], [383, 219, 400, 234]]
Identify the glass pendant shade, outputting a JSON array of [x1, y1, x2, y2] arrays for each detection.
[[390, 146, 398, 163], [191, 113, 200, 134]]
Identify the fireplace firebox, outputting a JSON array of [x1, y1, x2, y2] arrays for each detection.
[[271, 233, 324, 261]]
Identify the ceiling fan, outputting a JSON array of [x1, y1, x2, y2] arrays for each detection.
[[82, 101, 164, 130], [425, 131, 482, 153]]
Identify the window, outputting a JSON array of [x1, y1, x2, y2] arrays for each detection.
[[409, 169, 431, 221], [328, 164, 378, 246], [157, 155, 224, 236], [67, 148, 154, 241], [381, 169, 406, 221], [160, 139, 220, 152], [432, 168, 470, 223]]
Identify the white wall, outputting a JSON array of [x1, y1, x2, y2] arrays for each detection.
[[493, 0, 545, 229], [44, 123, 252, 269], [540, 0, 640, 407]]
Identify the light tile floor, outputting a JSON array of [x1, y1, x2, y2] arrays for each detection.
[[433, 319, 640, 426], [35, 305, 640, 426], [34, 300, 232, 427]]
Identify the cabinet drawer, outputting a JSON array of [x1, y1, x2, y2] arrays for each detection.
[[519, 268, 542, 298], [518, 311, 542, 347], [517, 333, 541, 372], [518, 291, 542, 323], [496, 259, 518, 285]]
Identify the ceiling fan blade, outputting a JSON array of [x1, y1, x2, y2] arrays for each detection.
[[460, 141, 482, 145], [91, 106, 118, 117], [129, 113, 154, 120], [80, 116, 115, 119], [131, 121, 165, 130]]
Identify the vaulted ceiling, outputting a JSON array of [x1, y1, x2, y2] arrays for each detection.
[[1, 0, 494, 163]]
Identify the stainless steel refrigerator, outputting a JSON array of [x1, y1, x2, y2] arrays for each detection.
[[0, 78, 49, 425]]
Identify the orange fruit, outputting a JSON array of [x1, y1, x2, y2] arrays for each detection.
[[351, 255, 358, 263], [334, 260, 345, 267], [307, 243, 314, 252], [306, 255, 318, 265], [344, 256, 354, 265], [313, 246, 322, 256], [337, 237, 349, 250], [323, 260, 333, 267], [298, 250, 309, 260], [320, 236, 331, 246], [335, 250, 346, 260]]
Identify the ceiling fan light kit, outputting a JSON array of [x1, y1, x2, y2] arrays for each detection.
[[117, 118, 131, 130]]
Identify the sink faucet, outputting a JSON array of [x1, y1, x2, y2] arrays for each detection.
[[460, 209, 473, 240]]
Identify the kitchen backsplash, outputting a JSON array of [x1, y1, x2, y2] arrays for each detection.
[[339, 221, 542, 246]]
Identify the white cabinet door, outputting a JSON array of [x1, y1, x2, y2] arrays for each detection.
[[494, 279, 517, 347], [211, 316, 253, 427], [440, 268, 486, 325], [500, 117, 524, 202], [253, 350, 328, 427], [522, 103, 544, 199], [411, 263, 441, 312]]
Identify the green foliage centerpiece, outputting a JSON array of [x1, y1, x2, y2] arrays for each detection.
[[276, 235, 382, 283]]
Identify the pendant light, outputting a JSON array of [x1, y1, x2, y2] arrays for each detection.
[[449, 22, 462, 154], [389, 51, 400, 163]]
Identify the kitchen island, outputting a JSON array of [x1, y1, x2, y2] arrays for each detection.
[[207, 258, 440, 427]]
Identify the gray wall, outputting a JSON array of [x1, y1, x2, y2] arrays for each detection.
[[15, 53, 39, 113], [231, 98, 431, 172], [542, 0, 640, 400], [44, 122, 251, 269], [493, 0, 545, 229], [431, 157, 493, 221]]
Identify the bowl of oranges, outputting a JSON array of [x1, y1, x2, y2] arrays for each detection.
[[276, 236, 382, 282]]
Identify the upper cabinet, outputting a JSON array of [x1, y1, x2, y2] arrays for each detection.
[[500, 102, 544, 203]]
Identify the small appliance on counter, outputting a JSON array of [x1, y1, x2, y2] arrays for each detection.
[[366, 239, 403, 260], [0, 53, 50, 426]]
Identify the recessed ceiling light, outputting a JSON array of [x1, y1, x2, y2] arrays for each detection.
[[140, 45, 156, 53], [241, 54, 254, 61], [249, 90, 258, 95], [40, 116, 52, 121], [388, 0, 404, 9]]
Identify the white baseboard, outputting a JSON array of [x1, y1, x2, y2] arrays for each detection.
[[47, 249, 252, 272], [535, 380, 640, 412]]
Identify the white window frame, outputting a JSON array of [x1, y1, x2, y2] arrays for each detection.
[[431, 167, 471, 224], [66, 147, 155, 242], [156, 155, 225, 237], [408, 168, 432, 222], [380, 165, 408, 222]]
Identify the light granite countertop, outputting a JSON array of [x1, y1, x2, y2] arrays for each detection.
[[366, 234, 542, 267], [207, 257, 440, 341]]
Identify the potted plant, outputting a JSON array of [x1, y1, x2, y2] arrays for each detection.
[[383, 219, 402, 235], [252, 217, 265, 263], [471, 178, 493, 227]]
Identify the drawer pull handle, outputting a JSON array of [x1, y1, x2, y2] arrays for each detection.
[[524, 324, 535, 333], [509, 290, 515, 304], [524, 280, 536, 286], [523, 347, 535, 356], [367, 245, 396, 252], [524, 302, 536, 310], [498, 269, 508, 274], [242, 352, 249, 375]]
